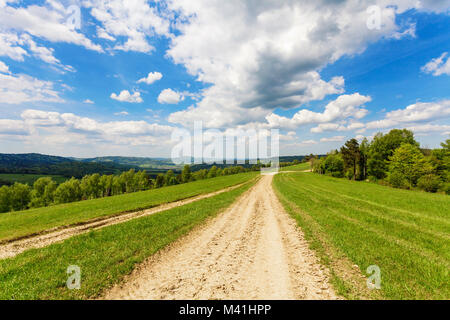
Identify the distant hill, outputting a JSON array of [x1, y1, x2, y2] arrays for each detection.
[[0, 153, 318, 180], [0, 153, 134, 178], [77, 156, 180, 170]]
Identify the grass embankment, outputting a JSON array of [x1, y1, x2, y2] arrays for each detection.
[[0, 173, 67, 185], [0, 172, 257, 242], [273, 172, 449, 300], [0, 179, 256, 299], [280, 162, 311, 172]]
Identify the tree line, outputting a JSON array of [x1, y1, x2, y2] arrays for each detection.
[[0, 164, 259, 213], [311, 129, 450, 194]]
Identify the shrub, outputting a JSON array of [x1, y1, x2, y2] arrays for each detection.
[[417, 174, 442, 193], [441, 182, 450, 195], [388, 171, 408, 189]]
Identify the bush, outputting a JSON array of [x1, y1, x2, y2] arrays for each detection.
[[388, 171, 408, 189], [440, 182, 450, 195], [417, 174, 442, 193]]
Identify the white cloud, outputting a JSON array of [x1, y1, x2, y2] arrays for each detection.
[[366, 100, 450, 129], [0, 71, 63, 104], [137, 71, 162, 85], [266, 93, 371, 130], [406, 124, 450, 133], [0, 119, 29, 135], [111, 90, 143, 103], [114, 111, 129, 116], [0, 3, 102, 52], [0, 32, 28, 61], [0, 60, 9, 73], [311, 121, 365, 133], [86, 0, 170, 53], [165, 0, 427, 128], [158, 88, 183, 104], [320, 136, 346, 143], [422, 52, 450, 76], [19, 109, 174, 144], [83, 99, 95, 104], [96, 26, 116, 41]]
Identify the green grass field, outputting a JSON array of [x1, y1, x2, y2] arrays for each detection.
[[0, 173, 68, 185], [0, 179, 255, 300], [281, 162, 311, 172], [0, 172, 257, 242], [273, 172, 449, 300]]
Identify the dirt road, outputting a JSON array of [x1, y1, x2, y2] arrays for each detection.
[[0, 183, 245, 260], [104, 175, 337, 300]]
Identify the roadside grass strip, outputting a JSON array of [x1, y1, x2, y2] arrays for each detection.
[[0, 172, 258, 243], [273, 172, 449, 300], [0, 179, 257, 300]]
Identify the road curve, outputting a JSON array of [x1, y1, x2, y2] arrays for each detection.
[[103, 175, 338, 300]]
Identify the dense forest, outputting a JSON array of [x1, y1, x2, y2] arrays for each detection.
[[0, 153, 134, 177], [311, 129, 450, 194]]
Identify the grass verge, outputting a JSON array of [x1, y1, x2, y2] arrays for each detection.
[[273, 172, 449, 300], [0, 172, 257, 242], [0, 178, 256, 299], [280, 162, 311, 172]]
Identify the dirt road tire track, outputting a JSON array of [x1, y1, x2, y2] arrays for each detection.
[[0, 182, 249, 260], [103, 175, 338, 300]]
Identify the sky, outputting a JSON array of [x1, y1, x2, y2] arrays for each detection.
[[0, 0, 449, 158]]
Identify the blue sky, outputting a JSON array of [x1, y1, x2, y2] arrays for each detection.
[[0, 0, 449, 158]]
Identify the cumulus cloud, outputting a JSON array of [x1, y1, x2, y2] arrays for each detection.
[[0, 3, 102, 52], [0, 60, 9, 73], [366, 100, 450, 129], [137, 71, 163, 85], [266, 93, 371, 130], [0, 119, 29, 135], [158, 88, 183, 104], [17, 109, 174, 146], [86, 0, 170, 53], [320, 136, 346, 142], [422, 52, 450, 76], [165, 0, 427, 128], [114, 111, 129, 116], [111, 90, 143, 103], [0, 71, 63, 104], [83, 99, 95, 104]]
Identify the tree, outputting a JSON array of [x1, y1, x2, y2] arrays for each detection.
[[54, 178, 82, 204], [441, 139, 450, 151], [358, 138, 369, 180], [181, 165, 192, 183], [154, 174, 165, 188], [368, 129, 419, 179], [341, 139, 360, 180], [0, 185, 11, 213], [120, 169, 136, 193], [10, 182, 31, 211], [134, 170, 150, 191], [388, 143, 425, 188], [207, 165, 218, 178], [322, 152, 344, 177], [30, 177, 57, 208], [164, 170, 176, 186], [81, 173, 101, 199], [99, 175, 114, 197]]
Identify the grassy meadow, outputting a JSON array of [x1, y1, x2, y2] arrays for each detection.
[[273, 172, 449, 300], [0, 172, 257, 242], [0, 179, 256, 299], [281, 162, 311, 172]]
